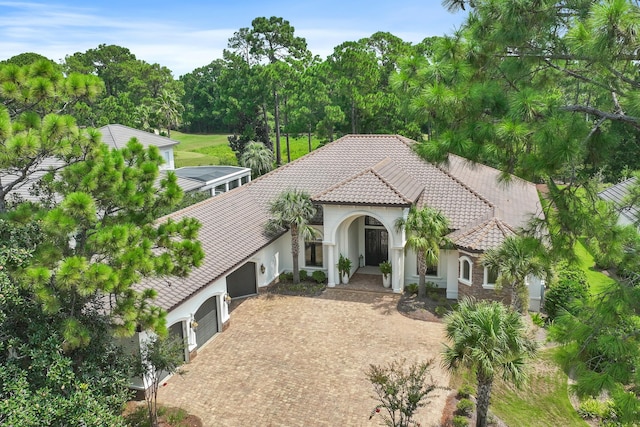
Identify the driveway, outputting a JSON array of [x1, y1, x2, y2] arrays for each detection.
[[157, 289, 450, 427]]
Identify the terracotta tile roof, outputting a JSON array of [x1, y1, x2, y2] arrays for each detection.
[[313, 158, 423, 206], [448, 216, 517, 252], [135, 134, 541, 311]]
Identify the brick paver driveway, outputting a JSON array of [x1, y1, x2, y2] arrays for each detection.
[[157, 289, 450, 426]]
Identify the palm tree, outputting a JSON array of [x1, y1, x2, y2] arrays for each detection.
[[266, 189, 317, 284], [154, 89, 183, 138], [442, 298, 537, 427], [481, 235, 545, 313], [395, 206, 450, 298], [240, 141, 274, 178]]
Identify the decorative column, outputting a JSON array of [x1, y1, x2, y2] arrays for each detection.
[[392, 247, 404, 293], [325, 242, 336, 287]]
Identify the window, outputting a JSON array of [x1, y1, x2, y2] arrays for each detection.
[[484, 266, 499, 289], [459, 256, 472, 285], [241, 175, 249, 185], [417, 257, 438, 276], [365, 216, 383, 226], [305, 234, 323, 267], [228, 179, 239, 190]]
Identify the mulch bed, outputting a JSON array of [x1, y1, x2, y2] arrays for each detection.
[[262, 279, 327, 297], [397, 288, 457, 323]]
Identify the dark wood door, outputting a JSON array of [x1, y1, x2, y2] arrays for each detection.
[[365, 229, 388, 266]]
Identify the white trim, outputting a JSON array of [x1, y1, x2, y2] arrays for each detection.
[[482, 266, 497, 290], [459, 255, 473, 286]]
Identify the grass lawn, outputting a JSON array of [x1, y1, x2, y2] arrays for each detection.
[[574, 240, 617, 295], [171, 131, 324, 168], [490, 349, 588, 427]]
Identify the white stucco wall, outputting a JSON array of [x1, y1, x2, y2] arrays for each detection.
[[165, 276, 228, 353], [403, 247, 448, 289], [159, 148, 175, 170]]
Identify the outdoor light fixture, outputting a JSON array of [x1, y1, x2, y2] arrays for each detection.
[[260, 264, 266, 274]]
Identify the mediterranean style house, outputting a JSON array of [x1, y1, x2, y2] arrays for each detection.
[[130, 134, 545, 367]]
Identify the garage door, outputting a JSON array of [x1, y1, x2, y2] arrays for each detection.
[[168, 321, 187, 362], [194, 296, 218, 348], [226, 262, 257, 298]]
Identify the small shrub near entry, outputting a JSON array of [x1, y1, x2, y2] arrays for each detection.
[[311, 270, 326, 284], [405, 283, 419, 295], [452, 415, 469, 427], [435, 305, 448, 317], [299, 270, 308, 281], [456, 398, 474, 416]]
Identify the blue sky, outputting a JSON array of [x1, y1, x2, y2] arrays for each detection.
[[0, 1, 467, 77]]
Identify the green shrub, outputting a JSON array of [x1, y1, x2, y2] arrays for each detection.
[[427, 291, 439, 300], [457, 384, 474, 398], [456, 398, 474, 416], [452, 415, 469, 427], [425, 281, 437, 291], [544, 262, 589, 320], [279, 272, 288, 282], [311, 270, 326, 284], [578, 398, 616, 420], [530, 312, 545, 327], [435, 305, 448, 317], [405, 283, 419, 295], [299, 270, 308, 281]]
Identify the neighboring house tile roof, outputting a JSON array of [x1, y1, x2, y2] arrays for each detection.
[[448, 216, 517, 252], [99, 124, 179, 149], [314, 158, 423, 206], [138, 134, 542, 311], [4, 125, 205, 203], [598, 177, 638, 225]]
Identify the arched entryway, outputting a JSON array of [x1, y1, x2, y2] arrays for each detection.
[[321, 205, 406, 291]]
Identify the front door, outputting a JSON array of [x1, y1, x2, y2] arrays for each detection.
[[365, 228, 388, 266]]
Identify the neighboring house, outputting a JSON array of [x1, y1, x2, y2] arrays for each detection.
[[99, 124, 179, 170], [598, 177, 639, 229], [130, 134, 545, 369], [4, 124, 251, 203], [173, 166, 251, 197]]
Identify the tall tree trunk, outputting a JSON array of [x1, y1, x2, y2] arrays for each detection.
[[476, 377, 494, 427], [418, 251, 427, 299], [291, 225, 300, 284], [284, 96, 290, 163], [307, 124, 312, 152], [274, 90, 282, 166], [261, 104, 272, 151], [351, 99, 356, 134]]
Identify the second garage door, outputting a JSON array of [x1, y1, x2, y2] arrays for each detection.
[[226, 262, 257, 298], [194, 296, 218, 348]]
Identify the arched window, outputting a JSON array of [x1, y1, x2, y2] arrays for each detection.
[[459, 256, 472, 285], [305, 231, 323, 267], [483, 266, 499, 289]]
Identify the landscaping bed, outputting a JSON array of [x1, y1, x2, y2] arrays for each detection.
[[397, 285, 457, 323]]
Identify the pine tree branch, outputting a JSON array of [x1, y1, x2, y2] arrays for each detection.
[[560, 105, 640, 131]]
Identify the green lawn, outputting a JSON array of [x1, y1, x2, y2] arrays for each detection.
[[490, 350, 588, 427], [170, 131, 324, 168], [574, 240, 617, 296]]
